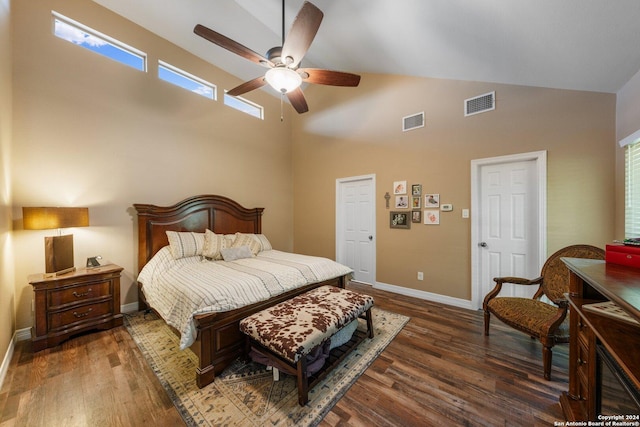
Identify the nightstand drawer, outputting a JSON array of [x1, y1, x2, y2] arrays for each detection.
[[48, 300, 113, 331], [48, 280, 111, 308]]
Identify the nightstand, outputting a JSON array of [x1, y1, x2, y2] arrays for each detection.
[[28, 264, 123, 351]]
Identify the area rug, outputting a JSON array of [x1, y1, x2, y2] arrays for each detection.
[[124, 308, 409, 426]]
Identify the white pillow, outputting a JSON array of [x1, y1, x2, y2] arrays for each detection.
[[166, 231, 205, 259], [231, 233, 261, 256], [220, 246, 254, 261], [254, 234, 273, 251], [202, 229, 227, 260]]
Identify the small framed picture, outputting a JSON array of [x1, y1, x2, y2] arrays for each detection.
[[395, 195, 409, 209], [390, 211, 411, 229], [424, 193, 440, 208], [411, 196, 421, 209], [393, 181, 407, 195], [424, 209, 440, 225], [411, 184, 422, 196], [412, 210, 421, 223]]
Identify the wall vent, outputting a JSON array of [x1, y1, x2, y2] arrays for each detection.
[[402, 112, 425, 132], [464, 91, 495, 116]]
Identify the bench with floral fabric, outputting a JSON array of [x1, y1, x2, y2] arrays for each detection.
[[239, 285, 374, 405]]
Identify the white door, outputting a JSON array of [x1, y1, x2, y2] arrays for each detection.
[[471, 151, 547, 309], [336, 175, 376, 284]]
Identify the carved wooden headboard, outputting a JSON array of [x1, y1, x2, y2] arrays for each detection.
[[133, 195, 263, 271]]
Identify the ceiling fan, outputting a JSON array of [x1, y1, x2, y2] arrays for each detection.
[[194, 1, 361, 114]]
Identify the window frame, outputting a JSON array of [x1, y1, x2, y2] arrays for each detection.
[[625, 141, 640, 238], [52, 11, 147, 72], [158, 60, 217, 100], [224, 93, 264, 120]]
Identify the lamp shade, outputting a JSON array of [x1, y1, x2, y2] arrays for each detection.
[[265, 67, 302, 93], [23, 207, 89, 230]]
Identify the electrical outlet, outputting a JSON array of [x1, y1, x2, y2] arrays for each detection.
[[417, 271, 424, 280]]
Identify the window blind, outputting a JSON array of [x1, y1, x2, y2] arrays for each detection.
[[625, 142, 640, 238]]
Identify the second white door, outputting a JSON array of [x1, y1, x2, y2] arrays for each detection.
[[472, 151, 547, 308]]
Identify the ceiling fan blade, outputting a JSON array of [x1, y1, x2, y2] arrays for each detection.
[[286, 88, 309, 114], [281, 2, 323, 68], [194, 24, 273, 68], [299, 68, 361, 87], [227, 76, 267, 96]]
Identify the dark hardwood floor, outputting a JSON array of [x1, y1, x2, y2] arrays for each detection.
[[0, 282, 568, 426]]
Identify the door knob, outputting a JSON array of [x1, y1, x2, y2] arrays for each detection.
[[368, 235, 373, 241], [479, 242, 488, 248]]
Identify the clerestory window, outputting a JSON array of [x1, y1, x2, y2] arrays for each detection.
[[52, 11, 146, 72]]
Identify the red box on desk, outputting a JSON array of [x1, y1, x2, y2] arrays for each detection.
[[605, 244, 640, 268]]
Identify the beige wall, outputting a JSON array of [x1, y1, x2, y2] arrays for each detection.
[[292, 74, 616, 300], [10, 0, 294, 330], [0, 0, 14, 364], [615, 69, 640, 238], [0, 0, 631, 360]]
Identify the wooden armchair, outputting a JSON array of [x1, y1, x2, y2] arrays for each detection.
[[483, 244, 605, 380]]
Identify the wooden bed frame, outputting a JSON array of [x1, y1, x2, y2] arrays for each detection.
[[133, 194, 348, 388]]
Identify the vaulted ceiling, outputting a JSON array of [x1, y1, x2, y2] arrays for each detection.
[[92, 0, 640, 94]]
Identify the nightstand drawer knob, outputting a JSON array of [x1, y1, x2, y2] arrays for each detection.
[[73, 308, 93, 318], [72, 289, 92, 298]]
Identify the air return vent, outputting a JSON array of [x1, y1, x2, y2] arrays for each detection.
[[402, 112, 425, 132], [464, 91, 495, 116]]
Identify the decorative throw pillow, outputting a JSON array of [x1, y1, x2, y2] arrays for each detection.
[[166, 231, 205, 259], [231, 233, 261, 256], [254, 234, 273, 251], [220, 246, 254, 261], [202, 229, 227, 260]]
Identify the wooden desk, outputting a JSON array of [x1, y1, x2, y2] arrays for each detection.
[[560, 258, 640, 420]]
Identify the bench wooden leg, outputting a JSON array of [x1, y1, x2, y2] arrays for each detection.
[[365, 308, 374, 338], [296, 357, 309, 406]]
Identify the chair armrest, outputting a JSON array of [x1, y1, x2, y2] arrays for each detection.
[[493, 276, 543, 286], [483, 276, 544, 310], [551, 297, 568, 308], [542, 303, 569, 336]]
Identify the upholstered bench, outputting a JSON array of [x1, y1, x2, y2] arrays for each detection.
[[239, 285, 374, 405]]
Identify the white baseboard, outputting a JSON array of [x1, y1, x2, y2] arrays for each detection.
[[374, 281, 474, 310], [121, 302, 138, 314], [15, 327, 30, 342], [0, 331, 17, 393]]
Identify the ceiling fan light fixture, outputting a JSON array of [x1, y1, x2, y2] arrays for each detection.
[[265, 67, 302, 93]]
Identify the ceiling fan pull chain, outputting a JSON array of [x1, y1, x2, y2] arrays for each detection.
[[280, 92, 284, 122]]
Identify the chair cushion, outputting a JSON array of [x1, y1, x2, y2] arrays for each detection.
[[487, 297, 559, 337]]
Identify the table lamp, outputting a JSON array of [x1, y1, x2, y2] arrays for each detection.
[[23, 207, 89, 276]]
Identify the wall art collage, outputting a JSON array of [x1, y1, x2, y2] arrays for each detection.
[[389, 180, 443, 228]]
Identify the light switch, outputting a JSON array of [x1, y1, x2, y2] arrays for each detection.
[[462, 209, 469, 218]]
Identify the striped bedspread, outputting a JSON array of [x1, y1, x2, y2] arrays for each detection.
[[137, 247, 353, 349]]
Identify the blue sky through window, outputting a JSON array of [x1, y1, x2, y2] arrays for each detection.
[[158, 62, 215, 100], [53, 14, 145, 71], [224, 94, 263, 119]]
